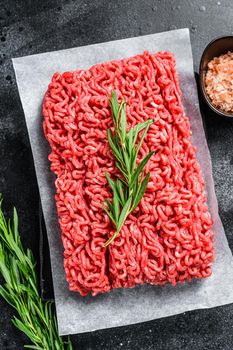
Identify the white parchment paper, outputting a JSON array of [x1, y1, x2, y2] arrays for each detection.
[[12, 28, 233, 336]]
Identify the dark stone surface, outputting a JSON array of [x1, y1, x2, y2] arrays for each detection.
[[1, 0, 233, 349]]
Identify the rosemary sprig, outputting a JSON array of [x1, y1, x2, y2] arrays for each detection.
[[103, 91, 154, 246], [0, 197, 73, 350]]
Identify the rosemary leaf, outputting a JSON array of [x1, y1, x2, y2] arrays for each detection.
[[116, 179, 125, 206], [105, 199, 114, 212], [120, 102, 127, 144], [130, 151, 154, 189], [0, 286, 15, 308], [102, 204, 116, 225], [115, 162, 129, 180], [107, 129, 123, 164], [135, 120, 153, 156], [113, 192, 120, 221], [105, 172, 117, 193], [110, 91, 119, 127], [130, 120, 153, 172], [131, 171, 151, 212]]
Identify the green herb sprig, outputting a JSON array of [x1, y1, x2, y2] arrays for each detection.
[[103, 91, 154, 246], [0, 197, 73, 350]]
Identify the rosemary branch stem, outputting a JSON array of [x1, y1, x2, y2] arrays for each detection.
[[103, 91, 154, 246], [0, 197, 73, 350]]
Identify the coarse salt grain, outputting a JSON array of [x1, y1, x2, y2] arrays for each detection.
[[205, 51, 233, 113]]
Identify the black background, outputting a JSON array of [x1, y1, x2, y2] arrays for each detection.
[[1, 0, 233, 349]]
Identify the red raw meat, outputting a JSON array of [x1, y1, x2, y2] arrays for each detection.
[[42, 51, 214, 296]]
